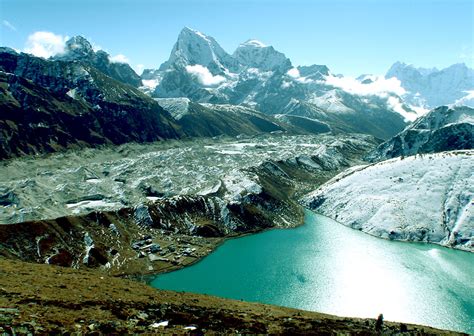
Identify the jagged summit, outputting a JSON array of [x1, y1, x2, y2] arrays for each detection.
[[63, 36, 94, 58], [53, 35, 141, 87], [159, 27, 239, 74], [54, 35, 96, 62], [52, 36, 96, 62], [367, 105, 474, 161], [386, 61, 438, 78], [233, 38, 291, 72], [386, 61, 474, 108]]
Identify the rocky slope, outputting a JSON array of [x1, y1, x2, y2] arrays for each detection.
[[304, 151, 473, 251], [156, 98, 331, 137], [386, 62, 474, 108], [54, 36, 141, 87], [0, 258, 456, 335], [0, 49, 182, 159], [0, 134, 379, 275], [367, 105, 474, 161]]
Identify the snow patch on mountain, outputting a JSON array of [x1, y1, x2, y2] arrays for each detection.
[[141, 79, 159, 90], [233, 39, 291, 72], [222, 169, 262, 204], [304, 151, 474, 251], [155, 98, 191, 120]]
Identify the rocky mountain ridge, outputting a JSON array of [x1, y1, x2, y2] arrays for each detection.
[[0, 50, 182, 159], [386, 62, 474, 108], [54, 36, 141, 87], [367, 105, 474, 161]]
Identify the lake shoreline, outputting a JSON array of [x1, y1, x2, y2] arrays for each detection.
[[152, 211, 474, 334]]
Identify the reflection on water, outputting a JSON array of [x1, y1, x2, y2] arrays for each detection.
[[151, 211, 474, 333]]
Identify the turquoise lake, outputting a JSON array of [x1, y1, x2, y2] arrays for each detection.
[[151, 211, 474, 333]]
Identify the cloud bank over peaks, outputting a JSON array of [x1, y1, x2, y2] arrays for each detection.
[[324, 74, 406, 97], [185, 64, 226, 86], [286, 67, 312, 84]]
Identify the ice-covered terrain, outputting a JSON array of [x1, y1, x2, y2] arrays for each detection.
[[0, 133, 375, 224], [304, 151, 473, 251], [368, 105, 473, 161]]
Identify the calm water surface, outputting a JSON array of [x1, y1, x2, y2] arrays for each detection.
[[151, 211, 474, 333]]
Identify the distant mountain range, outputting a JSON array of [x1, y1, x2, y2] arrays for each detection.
[[139, 27, 473, 137], [1, 27, 473, 158], [386, 62, 474, 108]]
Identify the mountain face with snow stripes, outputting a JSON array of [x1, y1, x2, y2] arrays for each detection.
[[385, 62, 474, 108], [367, 105, 474, 161]]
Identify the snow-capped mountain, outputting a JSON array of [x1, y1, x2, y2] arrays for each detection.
[[142, 27, 416, 140], [304, 150, 474, 251], [54, 36, 141, 87], [386, 62, 474, 108], [159, 27, 239, 74], [368, 105, 474, 161], [232, 39, 292, 72]]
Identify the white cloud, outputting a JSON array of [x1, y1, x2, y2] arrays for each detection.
[[324, 74, 406, 97], [24, 31, 68, 58], [2, 20, 16, 31], [287, 68, 300, 78], [141, 79, 159, 90], [109, 53, 130, 64], [287, 67, 313, 84], [185, 64, 226, 86]]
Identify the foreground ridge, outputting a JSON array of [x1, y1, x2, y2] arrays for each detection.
[[0, 258, 461, 335]]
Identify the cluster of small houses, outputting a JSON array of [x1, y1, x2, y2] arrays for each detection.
[[131, 236, 197, 265]]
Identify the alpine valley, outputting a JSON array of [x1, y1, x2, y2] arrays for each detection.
[[0, 27, 473, 335]]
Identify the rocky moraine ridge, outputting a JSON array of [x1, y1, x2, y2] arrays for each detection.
[[0, 133, 378, 275]]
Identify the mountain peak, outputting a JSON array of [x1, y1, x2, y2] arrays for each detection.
[[64, 36, 94, 57], [160, 27, 238, 74], [233, 40, 291, 72], [179, 27, 211, 42]]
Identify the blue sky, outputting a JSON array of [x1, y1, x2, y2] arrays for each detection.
[[1, 0, 473, 76]]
